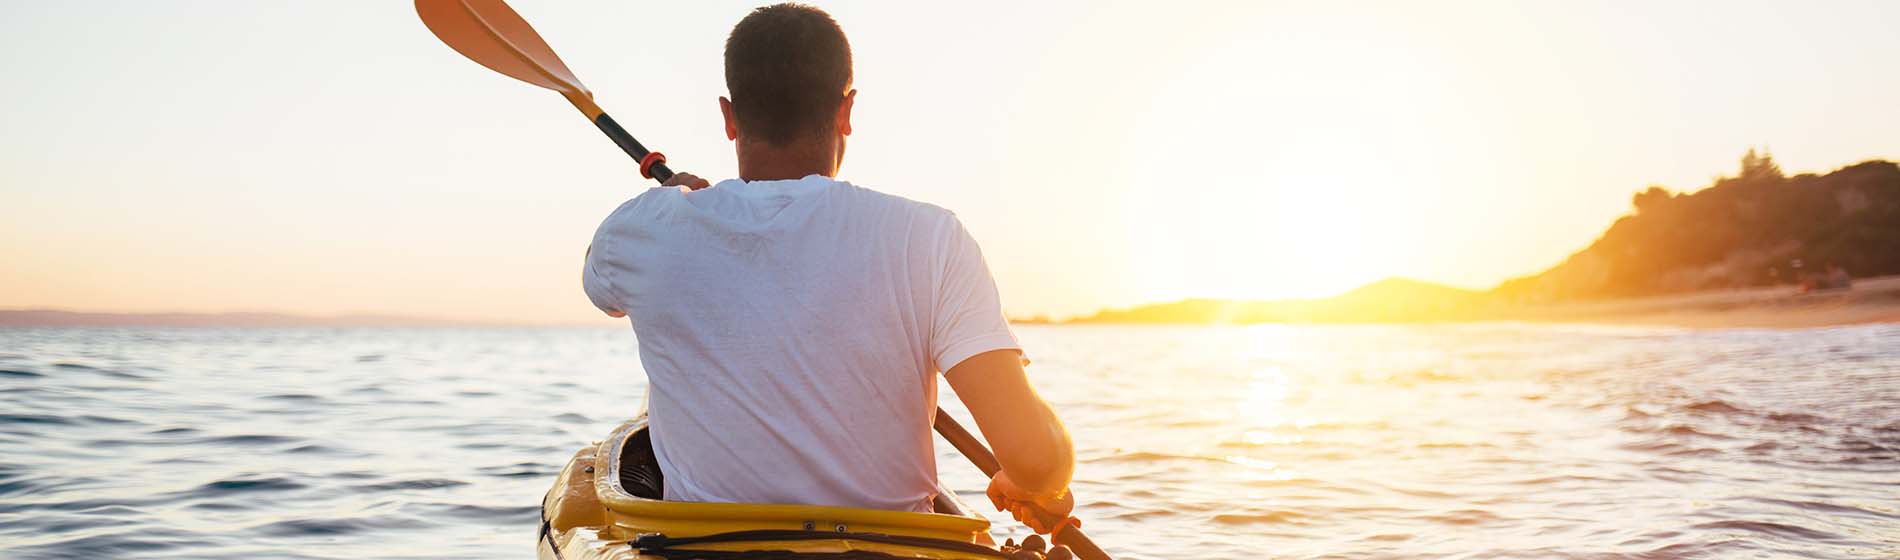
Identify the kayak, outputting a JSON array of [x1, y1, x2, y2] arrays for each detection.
[[538, 416, 1005, 559]]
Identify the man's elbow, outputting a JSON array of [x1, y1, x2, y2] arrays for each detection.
[[1002, 417, 1076, 495]]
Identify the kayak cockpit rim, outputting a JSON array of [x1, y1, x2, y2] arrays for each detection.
[[588, 417, 992, 540]]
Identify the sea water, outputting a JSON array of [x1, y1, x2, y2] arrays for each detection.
[[1, 324, 1895, 559]]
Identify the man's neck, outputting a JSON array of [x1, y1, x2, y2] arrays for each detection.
[[735, 139, 840, 182]]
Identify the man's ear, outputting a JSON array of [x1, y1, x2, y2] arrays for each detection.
[[719, 96, 739, 141], [836, 89, 856, 136]]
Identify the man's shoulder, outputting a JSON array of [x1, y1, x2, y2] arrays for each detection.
[[832, 180, 960, 225], [596, 186, 687, 228]]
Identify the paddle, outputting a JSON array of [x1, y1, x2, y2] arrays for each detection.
[[416, 0, 674, 182], [418, 2, 1102, 556], [934, 410, 1112, 560]]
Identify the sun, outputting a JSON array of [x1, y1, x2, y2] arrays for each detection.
[[1117, 169, 1392, 303], [1109, 22, 1476, 304]]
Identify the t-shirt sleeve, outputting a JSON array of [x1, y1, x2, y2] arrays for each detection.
[[583, 242, 624, 316], [582, 206, 633, 318], [584, 196, 654, 317], [930, 215, 1022, 374]]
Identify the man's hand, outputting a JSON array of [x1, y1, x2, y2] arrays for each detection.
[[946, 350, 1076, 533], [663, 171, 711, 190], [987, 470, 1075, 535]]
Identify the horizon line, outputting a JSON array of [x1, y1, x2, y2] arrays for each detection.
[[0, 308, 610, 328], [1, 276, 1475, 327]]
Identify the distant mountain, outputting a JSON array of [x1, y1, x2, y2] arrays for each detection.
[[1070, 278, 1487, 324], [1336, 277, 1484, 303], [0, 309, 487, 327], [1495, 152, 1900, 302]]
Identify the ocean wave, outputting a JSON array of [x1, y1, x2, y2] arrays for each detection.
[[351, 478, 470, 492], [1689, 519, 1844, 541], [188, 476, 308, 497], [0, 413, 74, 425], [201, 434, 301, 446], [252, 515, 424, 537], [414, 503, 541, 522], [1210, 510, 1308, 525]]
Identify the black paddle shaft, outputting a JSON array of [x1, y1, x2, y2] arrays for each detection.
[[591, 112, 674, 183]]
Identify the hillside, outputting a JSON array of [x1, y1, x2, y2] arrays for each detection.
[[1067, 151, 1900, 325], [1495, 152, 1900, 302]]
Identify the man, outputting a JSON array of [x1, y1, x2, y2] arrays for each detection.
[[582, 3, 1077, 533]]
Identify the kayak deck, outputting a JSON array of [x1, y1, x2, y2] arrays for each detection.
[[539, 416, 999, 559]]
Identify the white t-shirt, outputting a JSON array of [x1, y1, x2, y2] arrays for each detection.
[[583, 174, 1020, 512]]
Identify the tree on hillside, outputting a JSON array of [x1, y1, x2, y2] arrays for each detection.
[[1740, 147, 1783, 180], [1632, 185, 1673, 214]]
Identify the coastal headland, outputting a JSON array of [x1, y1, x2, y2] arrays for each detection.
[[1045, 153, 1900, 329]]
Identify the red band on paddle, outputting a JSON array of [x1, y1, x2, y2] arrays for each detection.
[[1049, 516, 1082, 541], [639, 151, 667, 179]]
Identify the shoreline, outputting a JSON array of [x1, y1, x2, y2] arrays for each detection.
[[1035, 275, 1900, 330], [1501, 275, 1900, 329]]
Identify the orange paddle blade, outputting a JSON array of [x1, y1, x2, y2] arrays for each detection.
[[416, 0, 589, 95]]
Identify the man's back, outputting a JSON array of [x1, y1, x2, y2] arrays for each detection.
[[583, 174, 1019, 511]]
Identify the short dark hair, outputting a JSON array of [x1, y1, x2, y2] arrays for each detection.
[[724, 4, 853, 146]]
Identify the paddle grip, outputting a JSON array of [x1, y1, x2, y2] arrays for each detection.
[[933, 409, 1112, 560], [592, 112, 674, 183]]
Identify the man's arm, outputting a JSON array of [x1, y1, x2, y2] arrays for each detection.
[[582, 172, 712, 318], [945, 349, 1075, 527], [582, 244, 627, 318]]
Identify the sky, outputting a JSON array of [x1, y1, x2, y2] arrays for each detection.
[[3, 1, 1897, 323]]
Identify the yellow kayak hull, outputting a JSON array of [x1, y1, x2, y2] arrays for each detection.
[[538, 416, 998, 560]]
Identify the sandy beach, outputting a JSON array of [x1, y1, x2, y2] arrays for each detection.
[[1515, 275, 1900, 329]]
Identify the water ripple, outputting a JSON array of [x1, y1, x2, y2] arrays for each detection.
[[190, 476, 308, 496], [2, 324, 1896, 559]]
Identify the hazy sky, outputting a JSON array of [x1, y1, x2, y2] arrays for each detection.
[[3, 1, 1897, 323]]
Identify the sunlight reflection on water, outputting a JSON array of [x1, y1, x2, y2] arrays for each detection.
[[1, 324, 1897, 559]]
